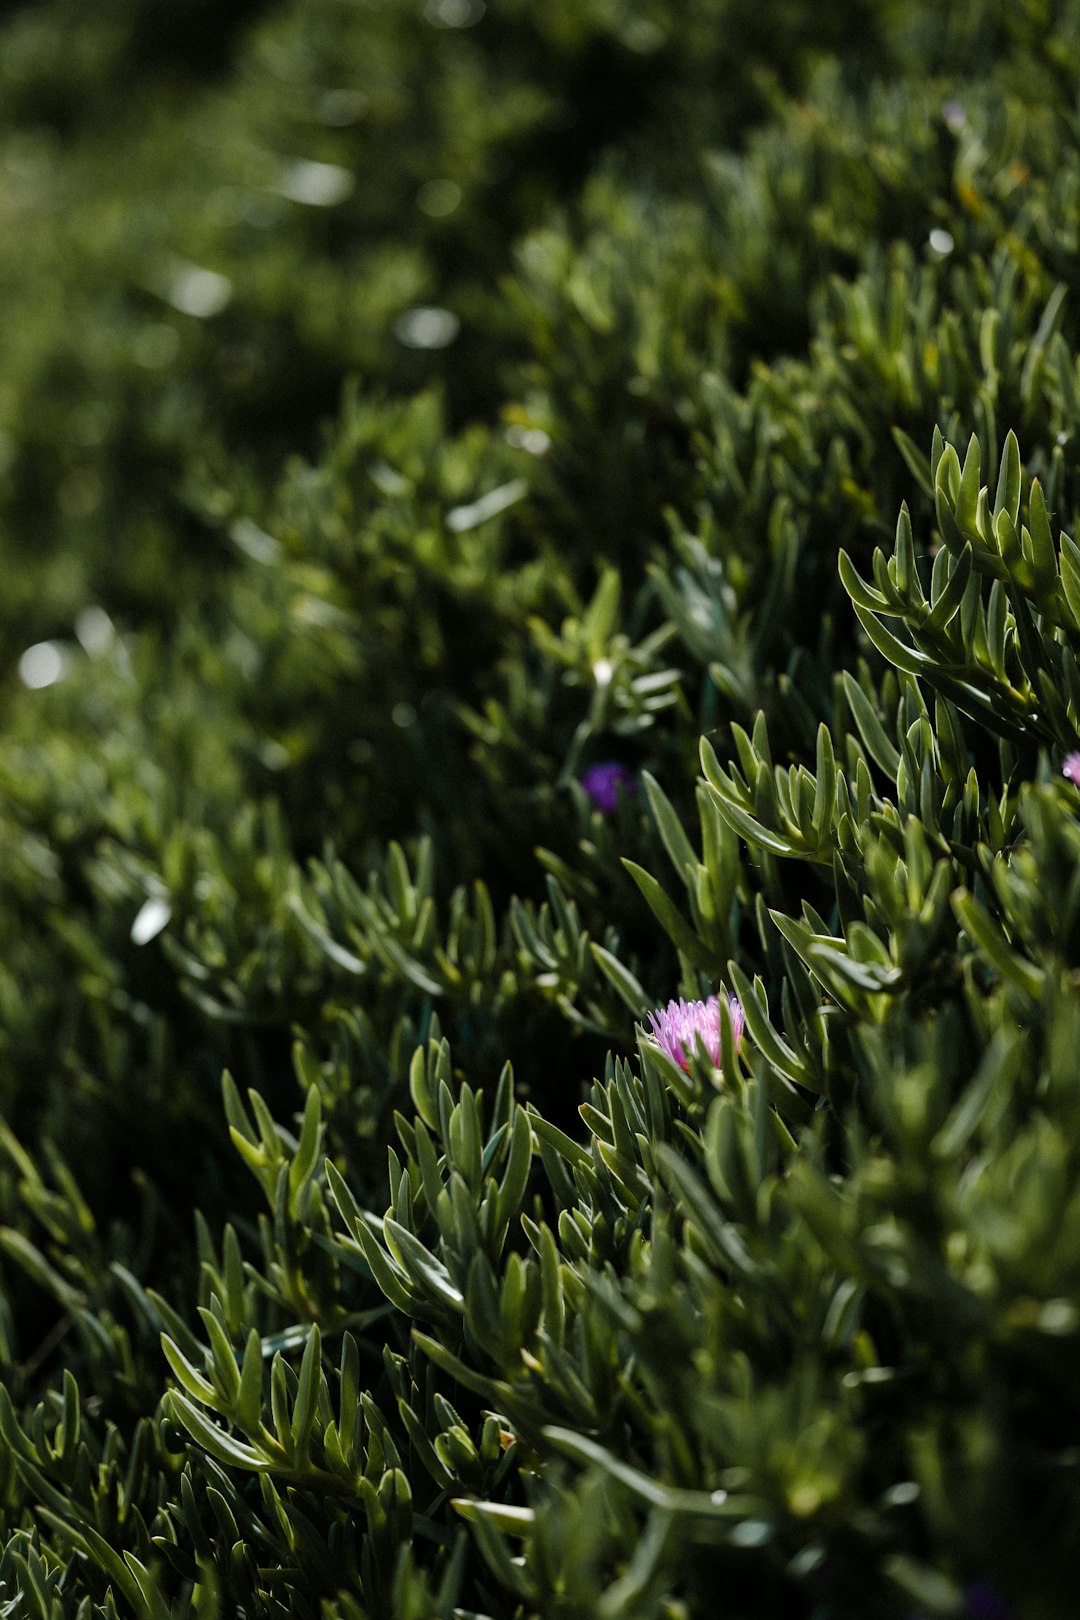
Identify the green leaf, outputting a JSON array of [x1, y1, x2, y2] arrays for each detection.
[[1019, 280, 1068, 403], [1027, 478, 1058, 593], [727, 961, 817, 1091], [369, 929, 445, 996], [286, 892, 366, 975], [198, 1307, 242, 1406], [387, 841, 415, 921], [851, 600, 932, 674], [452, 1499, 535, 1534], [161, 1334, 219, 1409], [236, 1329, 264, 1434], [527, 1110, 592, 1170], [955, 432, 981, 536], [165, 1391, 273, 1472], [590, 942, 650, 1013], [925, 542, 973, 634], [622, 860, 717, 971], [325, 1163, 416, 1311], [993, 428, 1021, 529], [411, 1331, 502, 1404], [0, 1229, 84, 1309], [838, 550, 891, 614], [495, 1107, 534, 1238], [34, 1511, 148, 1618], [288, 1085, 322, 1203], [841, 671, 900, 778], [1061, 531, 1080, 630], [383, 1218, 464, 1312], [409, 1043, 440, 1132], [642, 771, 698, 880], [812, 723, 836, 840], [933, 1028, 1021, 1158], [952, 890, 1044, 998], [542, 1427, 764, 1520], [892, 426, 933, 499], [290, 1322, 322, 1455], [582, 566, 621, 652]]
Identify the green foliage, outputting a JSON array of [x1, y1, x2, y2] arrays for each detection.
[[6, 0, 1080, 1616]]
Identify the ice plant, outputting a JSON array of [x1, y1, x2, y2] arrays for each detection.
[[579, 760, 635, 815], [646, 993, 744, 1073], [1062, 751, 1080, 787]]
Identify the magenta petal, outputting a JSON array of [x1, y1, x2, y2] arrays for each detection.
[[645, 994, 742, 1073]]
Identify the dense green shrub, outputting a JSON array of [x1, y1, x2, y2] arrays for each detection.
[[4, 1, 1080, 1616]]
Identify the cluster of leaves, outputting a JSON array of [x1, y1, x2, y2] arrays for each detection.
[[5, 0, 1080, 1616]]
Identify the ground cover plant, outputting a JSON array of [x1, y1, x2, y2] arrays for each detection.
[[3, 0, 1080, 1614]]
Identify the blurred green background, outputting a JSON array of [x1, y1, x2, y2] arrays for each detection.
[[4, 2, 1080, 1614]]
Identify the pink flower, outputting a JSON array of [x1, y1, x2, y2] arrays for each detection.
[[1062, 752, 1080, 787], [646, 994, 744, 1073]]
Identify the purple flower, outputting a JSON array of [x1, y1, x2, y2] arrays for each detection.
[[1063, 752, 1080, 787], [646, 994, 744, 1074], [965, 1582, 1012, 1620], [942, 99, 967, 133], [580, 761, 636, 815]]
